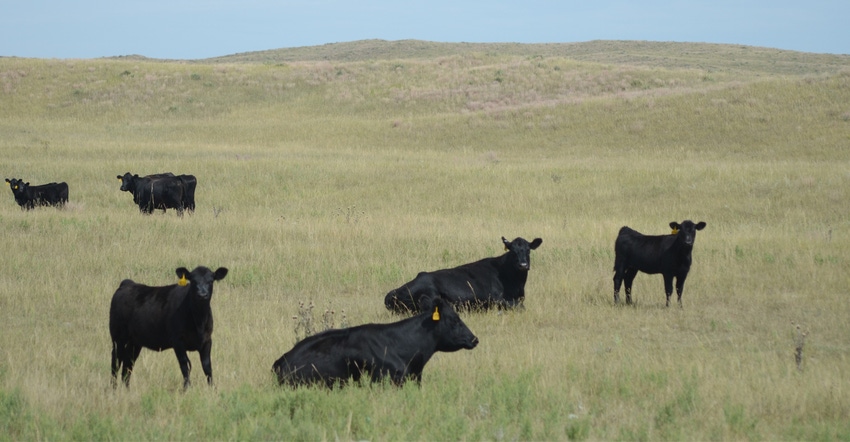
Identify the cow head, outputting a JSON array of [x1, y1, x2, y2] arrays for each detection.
[[5, 178, 21, 192], [669, 220, 706, 246], [175, 266, 229, 300], [5, 178, 27, 206], [423, 296, 479, 352], [117, 173, 138, 192], [502, 236, 543, 271]]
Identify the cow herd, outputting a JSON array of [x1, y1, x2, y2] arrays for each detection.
[[4, 173, 195, 214], [5, 174, 706, 389]]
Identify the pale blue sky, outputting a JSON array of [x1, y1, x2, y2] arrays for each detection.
[[1, 1, 847, 59]]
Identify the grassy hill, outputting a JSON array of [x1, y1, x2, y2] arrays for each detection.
[[201, 39, 850, 75], [2, 40, 850, 440]]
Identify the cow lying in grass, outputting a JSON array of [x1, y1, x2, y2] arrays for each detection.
[[385, 236, 543, 313], [613, 220, 707, 307], [273, 296, 479, 388], [109, 266, 228, 389]]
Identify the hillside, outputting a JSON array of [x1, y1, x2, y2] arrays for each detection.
[[199, 39, 850, 76]]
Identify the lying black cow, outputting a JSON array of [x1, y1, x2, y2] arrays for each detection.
[[613, 220, 707, 307], [385, 236, 543, 313], [117, 172, 187, 215], [109, 266, 229, 389], [5, 178, 68, 210], [273, 296, 478, 388]]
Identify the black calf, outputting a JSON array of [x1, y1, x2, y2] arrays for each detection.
[[613, 220, 706, 307], [109, 266, 228, 389]]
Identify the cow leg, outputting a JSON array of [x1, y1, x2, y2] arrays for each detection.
[[675, 274, 687, 308], [623, 268, 638, 305], [612, 270, 623, 304], [663, 274, 675, 307], [111, 342, 121, 388], [173, 348, 192, 389], [119, 345, 141, 387], [199, 341, 213, 386]]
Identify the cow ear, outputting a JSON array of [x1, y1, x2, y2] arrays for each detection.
[[669, 222, 680, 235], [695, 221, 706, 230], [214, 267, 229, 281], [418, 293, 438, 313], [530, 238, 542, 249], [116, 175, 121, 180], [502, 236, 510, 250], [175, 267, 190, 286]]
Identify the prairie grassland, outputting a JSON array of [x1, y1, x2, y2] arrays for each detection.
[[1, 42, 850, 440]]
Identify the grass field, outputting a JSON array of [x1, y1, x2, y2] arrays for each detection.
[[2, 40, 850, 440]]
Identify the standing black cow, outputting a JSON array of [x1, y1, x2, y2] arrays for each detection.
[[117, 172, 186, 215], [384, 236, 543, 313], [5, 178, 68, 210], [273, 296, 478, 388], [613, 220, 707, 307], [109, 266, 228, 389], [176, 174, 197, 212]]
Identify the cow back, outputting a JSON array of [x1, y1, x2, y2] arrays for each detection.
[[109, 280, 193, 350]]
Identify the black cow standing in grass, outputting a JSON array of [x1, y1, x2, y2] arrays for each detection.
[[384, 236, 543, 313], [117, 172, 188, 215], [109, 266, 228, 389], [613, 220, 707, 307], [5, 178, 68, 210], [273, 296, 478, 388], [176, 174, 197, 212]]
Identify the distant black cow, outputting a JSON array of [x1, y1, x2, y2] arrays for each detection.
[[385, 236, 543, 313], [177, 174, 197, 212], [5, 178, 68, 210], [109, 266, 229, 389], [273, 296, 478, 388], [613, 220, 707, 307], [117, 172, 186, 215], [133, 173, 197, 212]]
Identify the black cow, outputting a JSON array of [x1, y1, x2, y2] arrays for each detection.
[[613, 220, 707, 307], [273, 296, 478, 388], [117, 172, 186, 215], [109, 266, 229, 389], [385, 236, 543, 313], [177, 174, 197, 212], [132, 173, 197, 212], [5, 178, 68, 210]]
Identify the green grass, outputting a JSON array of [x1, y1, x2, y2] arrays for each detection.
[[2, 40, 850, 440]]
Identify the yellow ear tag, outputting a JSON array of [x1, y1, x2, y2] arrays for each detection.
[[12, 186, 18, 190], [671, 227, 679, 235], [178, 274, 188, 286], [432, 307, 440, 321]]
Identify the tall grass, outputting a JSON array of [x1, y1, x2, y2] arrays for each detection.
[[1, 41, 850, 440]]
